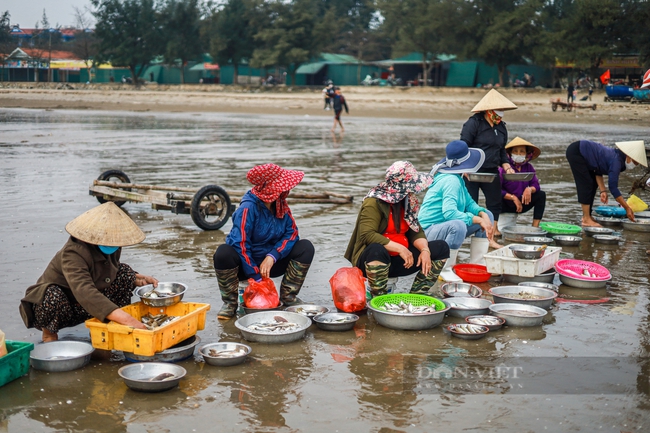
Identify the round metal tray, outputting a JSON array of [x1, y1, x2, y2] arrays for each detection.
[[312, 313, 359, 331], [235, 311, 312, 344], [444, 298, 493, 318], [501, 225, 548, 242], [134, 282, 187, 307], [489, 286, 557, 310], [30, 341, 94, 372], [503, 172, 534, 182], [559, 274, 610, 289], [622, 220, 650, 232], [200, 342, 251, 367], [489, 303, 546, 327], [467, 173, 497, 183], [118, 362, 186, 392]]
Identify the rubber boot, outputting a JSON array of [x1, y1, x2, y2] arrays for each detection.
[[439, 249, 462, 282], [469, 237, 490, 265], [497, 213, 518, 234], [215, 267, 239, 320], [410, 260, 446, 294], [279, 260, 311, 306], [386, 277, 398, 294], [365, 262, 390, 299]]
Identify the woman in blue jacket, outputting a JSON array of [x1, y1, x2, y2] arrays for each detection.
[[213, 164, 314, 319], [566, 140, 647, 226]]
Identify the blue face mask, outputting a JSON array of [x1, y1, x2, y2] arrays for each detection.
[[99, 245, 119, 255]]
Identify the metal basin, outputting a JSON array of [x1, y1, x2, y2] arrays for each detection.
[[242, 302, 284, 315], [635, 211, 650, 219], [444, 298, 493, 318], [200, 342, 251, 367], [593, 235, 621, 245], [501, 225, 548, 242], [552, 235, 582, 246], [509, 244, 546, 260], [523, 236, 554, 245], [312, 312, 359, 331], [367, 304, 449, 331], [441, 282, 482, 298], [446, 324, 489, 340], [559, 274, 610, 289], [489, 286, 557, 309], [465, 315, 506, 331], [489, 303, 547, 327], [622, 220, 650, 232], [583, 226, 614, 237], [118, 362, 186, 392], [467, 172, 496, 183], [503, 172, 534, 182], [593, 216, 623, 227], [123, 336, 201, 363], [30, 341, 94, 372], [518, 281, 559, 292], [135, 282, 187, 307], [503, 268, 556, 284], [234, 311, 311, 344], [285, 305, 330, 321]]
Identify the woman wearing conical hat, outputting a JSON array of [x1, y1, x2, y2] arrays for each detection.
[[19, 202, 159, 342], [497, 137, 547, 232], [461, 89, 518, 241], [566, 139, 648, 226]]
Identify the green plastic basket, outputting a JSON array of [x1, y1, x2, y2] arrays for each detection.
[[369, 294, 446, 311], [0, 340, 34, 388], [539, 222, 582, 235]]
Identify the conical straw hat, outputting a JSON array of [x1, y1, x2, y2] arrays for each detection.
[[615, 140, 648, 167], [471, 89, 518, 112], [505, 136, 541, 160], [641, 69, 650, 89], [65, 202, 146, 247]]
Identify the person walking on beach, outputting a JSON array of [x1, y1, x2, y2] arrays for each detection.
[[567, 82, 575, 104], [323, 83, 334, 110], [331, 87, 349, 132]]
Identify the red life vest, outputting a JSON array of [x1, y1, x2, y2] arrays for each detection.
[[383, 207, 409, 256]]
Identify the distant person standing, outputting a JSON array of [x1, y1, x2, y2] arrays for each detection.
[[567, 82, 575, 104], [331, 87, 349, 132], [322, 83, 333, 110]]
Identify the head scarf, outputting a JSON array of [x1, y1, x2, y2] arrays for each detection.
[[365, 161, 432, 232], [247, 163, 304, 218]]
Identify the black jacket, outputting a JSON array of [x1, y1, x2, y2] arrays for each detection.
[[460, 113, 508, 170], [332, 95, 349, 113]]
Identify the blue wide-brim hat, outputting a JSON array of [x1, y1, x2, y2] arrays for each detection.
[[431, 140, 485, 174]]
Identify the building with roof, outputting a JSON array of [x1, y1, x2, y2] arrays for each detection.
[[292, 53, 384, 86]]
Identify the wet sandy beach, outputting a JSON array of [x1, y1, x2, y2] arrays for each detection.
[[1, 106, 650, 432]]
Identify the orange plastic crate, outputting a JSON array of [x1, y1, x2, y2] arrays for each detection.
[[85, 301, 210, 356]]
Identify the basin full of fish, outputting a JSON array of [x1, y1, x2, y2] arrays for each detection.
[[246, 315, 300, 333], [142, 290, 174, 299], [140, 313, 179, 330], [448, 324, 489, 334], [499, 291, 545, 300], [318, 316, 355, 323], [379, 301, 438, 314], [466, 316, 503, 326], [208, 347, 249, 358]]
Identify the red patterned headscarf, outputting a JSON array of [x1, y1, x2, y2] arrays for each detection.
[[246, 163, 305, 218]]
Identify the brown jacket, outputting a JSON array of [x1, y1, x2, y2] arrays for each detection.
[[344, 198, 426, 267], [19, 237, 126, 328]]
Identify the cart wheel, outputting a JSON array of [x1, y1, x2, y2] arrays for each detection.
[[96, 170, 131, 207], [567, 104, 572, 112], [191, 185, 232, 231], [551, 104, 557, 112]]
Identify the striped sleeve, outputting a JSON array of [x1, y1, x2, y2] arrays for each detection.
[[268, 210, 300, 262]]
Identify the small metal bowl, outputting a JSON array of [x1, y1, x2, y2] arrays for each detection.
[[465, 315, 506, 331], [123, 336, 201, 363], [444, 298, 493, 318], [242, 302, 284, 315], [518, 281, 559, 292], [285, 305, 330, 321], [446, 323, 489, 340], [200, 342, 251, 367], [441, 282, 483, 298], [509, 244, 546, 260], [118, 362, 186, 392], [135, 282, 187, 307], [593, 216, 623, 227], [503, 268, 556, 284], [503, 172, 534, 182], [593, 235, 621, 245], [467, 172, 497, 183], [30, 341, 94, 372], [583, 226, 614, 237], [235, 311, 312, 344], [552, 235, 582, 246], [313, 312, 359, 331], [523, 236, 554, 245], [489, 303, 547, 327], [489, 286, 557, 310]]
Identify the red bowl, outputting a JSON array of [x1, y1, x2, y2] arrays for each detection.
[[452, 264, 491, 283]]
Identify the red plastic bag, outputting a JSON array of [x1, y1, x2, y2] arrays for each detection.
[[329, 267, 366, 313], [243, 278, 280, 309]]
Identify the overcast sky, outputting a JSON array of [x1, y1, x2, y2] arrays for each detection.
[[5, 0, 94, 28]]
